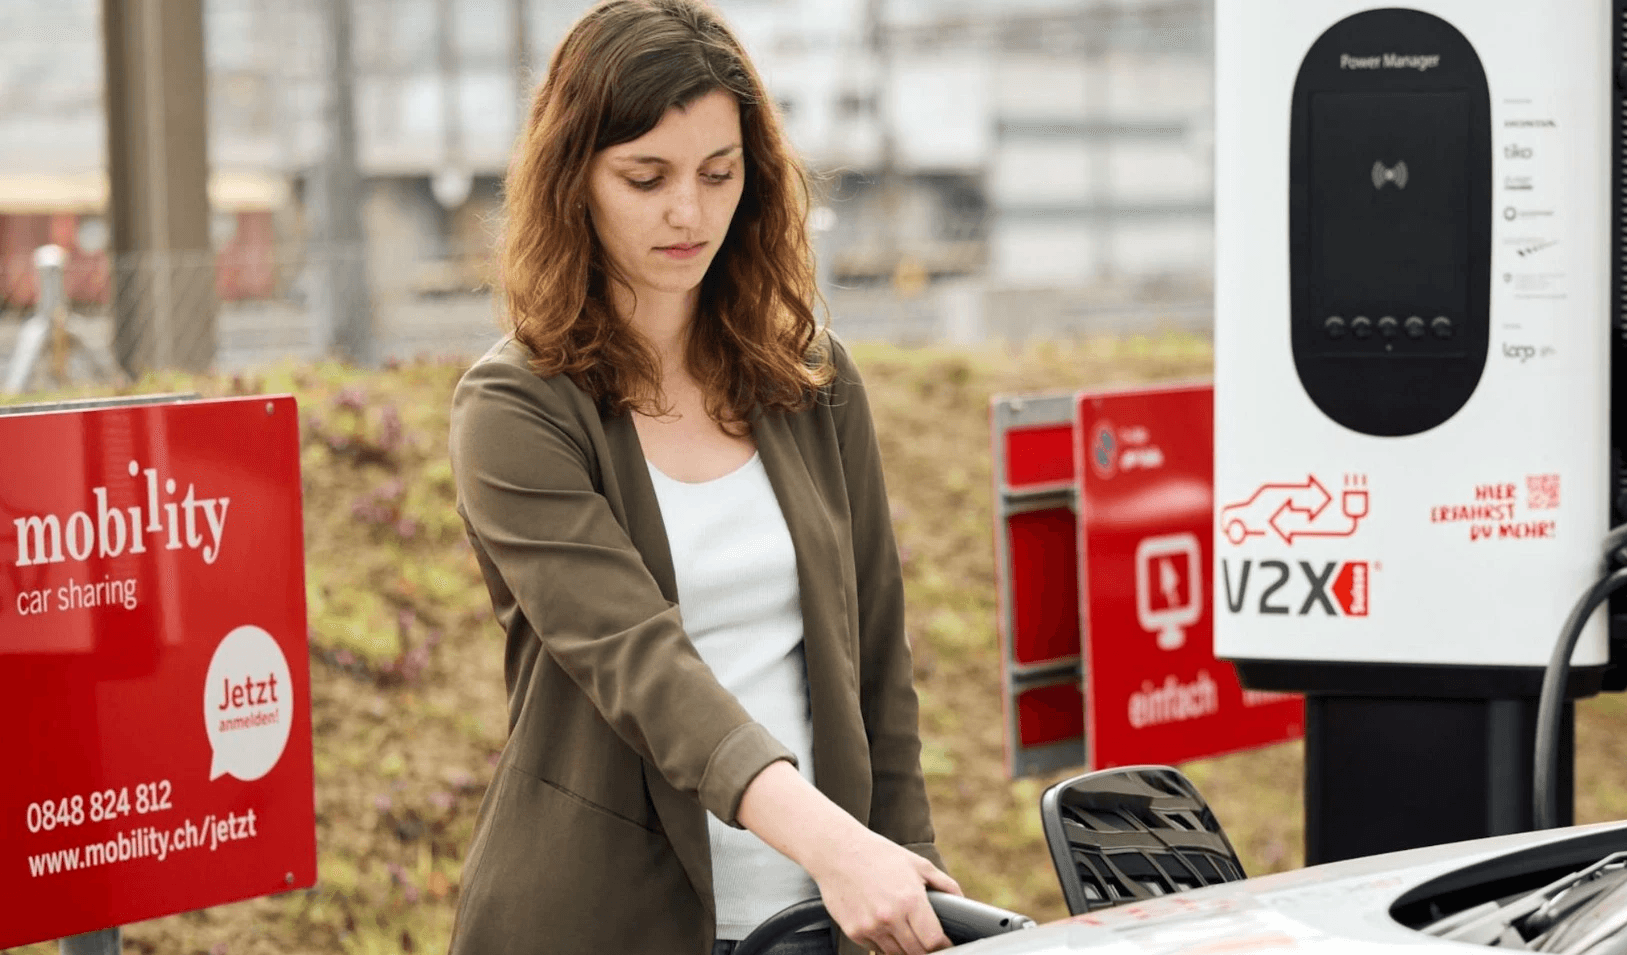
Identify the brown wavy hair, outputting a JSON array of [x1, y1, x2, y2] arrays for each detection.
[[500, 0, 833, 428]]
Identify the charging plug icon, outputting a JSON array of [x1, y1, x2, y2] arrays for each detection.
[[1342, 474, 1369, 520]]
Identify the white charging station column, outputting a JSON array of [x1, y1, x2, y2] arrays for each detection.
[[1214, 0, 1613, 861]]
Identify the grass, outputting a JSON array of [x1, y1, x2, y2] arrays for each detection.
[[5, 333, 1625, 953]]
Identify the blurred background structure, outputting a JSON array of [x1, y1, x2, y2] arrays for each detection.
[[0, 0, 1214, 385]]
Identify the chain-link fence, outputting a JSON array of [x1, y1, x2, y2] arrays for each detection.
[[0, 236, 506, 393], [0, 230, 1211, 394]]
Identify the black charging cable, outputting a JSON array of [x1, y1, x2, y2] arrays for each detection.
[[1534, 534, 1627, 830], [1602, 524, 1627, 567]]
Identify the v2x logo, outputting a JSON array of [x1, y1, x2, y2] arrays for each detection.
[[1221, 559, 1369, 617]]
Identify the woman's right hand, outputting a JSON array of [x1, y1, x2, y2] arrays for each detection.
[[736, 760, 962, 954], [803, 825, 963, 955]]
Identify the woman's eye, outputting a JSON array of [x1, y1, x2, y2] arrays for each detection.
[[704, 171, 735, 184], [627, 177, 661, 191]]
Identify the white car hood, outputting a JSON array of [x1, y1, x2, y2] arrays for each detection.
[[961, 821, 1627, 955]]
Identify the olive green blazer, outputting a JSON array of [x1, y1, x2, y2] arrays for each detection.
[[446, 332, 942, 955]]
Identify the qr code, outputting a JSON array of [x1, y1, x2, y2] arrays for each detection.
[[1527, 474, 1561, 510]]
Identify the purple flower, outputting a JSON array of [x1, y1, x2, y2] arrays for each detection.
[[377, 406, 404, 452]]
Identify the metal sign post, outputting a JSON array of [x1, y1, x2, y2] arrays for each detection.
[[991, 392, 1087, 778], [2, 246, 120, 396], [60, 929, 120, 955]]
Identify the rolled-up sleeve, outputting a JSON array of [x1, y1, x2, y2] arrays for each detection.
[[824, 337, 944, 870], [449, 356, 794, 825]]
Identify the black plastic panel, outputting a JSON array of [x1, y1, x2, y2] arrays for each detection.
[[1290, 8, 1491, 436], [1040, 766, 1246, 915], [1233, 659, 1607, 699], [1605, 0, 1627, 692]]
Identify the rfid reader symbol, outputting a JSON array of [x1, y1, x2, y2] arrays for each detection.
[[1371, 160, 1409, 190]]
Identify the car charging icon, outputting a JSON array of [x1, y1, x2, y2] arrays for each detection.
[[1135, 533, 1203, 651], [1220, 474, 1369, 546]]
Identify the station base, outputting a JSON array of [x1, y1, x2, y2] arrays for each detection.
[[1304, 695, 1575, 866]]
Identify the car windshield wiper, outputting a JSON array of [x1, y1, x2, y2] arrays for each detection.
[[1533, 875, 1627, 955], [1423, 852, 1627, 950], [1529, 868, 1627, 948]]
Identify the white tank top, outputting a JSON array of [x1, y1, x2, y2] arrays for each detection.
[[645, 450, 819, 939]]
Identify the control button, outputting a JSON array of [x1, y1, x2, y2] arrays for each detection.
[[1377, 315, 1399, 338], [1324, 315, 1347, 339], [1350, 315, 1373, 339], [1405, 315, 1427, 339], [1431, 315, 1454, 339]]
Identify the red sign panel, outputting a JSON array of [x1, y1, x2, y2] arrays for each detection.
[[1075, 384, 1303, 770], [0, 396, 316, 948]]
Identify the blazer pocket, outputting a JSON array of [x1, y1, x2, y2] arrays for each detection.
[[451, 763, 703, 955], [506, 760, 661, 835]]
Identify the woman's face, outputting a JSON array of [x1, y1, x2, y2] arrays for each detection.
[[586, 89, 746, 307]]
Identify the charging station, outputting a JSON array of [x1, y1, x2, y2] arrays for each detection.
[[1214, 0, 1621, 863]]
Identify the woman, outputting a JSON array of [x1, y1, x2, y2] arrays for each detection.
[[447, 2, 957, 953]]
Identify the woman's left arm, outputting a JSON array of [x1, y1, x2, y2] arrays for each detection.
[[826, 336, 946, 872]]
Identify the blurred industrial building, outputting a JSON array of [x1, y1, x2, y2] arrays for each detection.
[[0, 0, 1213, 380]]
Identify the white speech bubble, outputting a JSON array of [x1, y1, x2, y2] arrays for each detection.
[[204, 625, 293, 782]]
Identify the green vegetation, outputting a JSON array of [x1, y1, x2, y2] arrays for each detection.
[[7, 334, 1625, 954]]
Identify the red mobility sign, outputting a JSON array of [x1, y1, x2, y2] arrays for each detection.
[[0, 396, 316, 948], [1075, 383, 1303, 770]]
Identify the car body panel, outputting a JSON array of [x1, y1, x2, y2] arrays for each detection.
[[958, 821, 1627, 954]]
